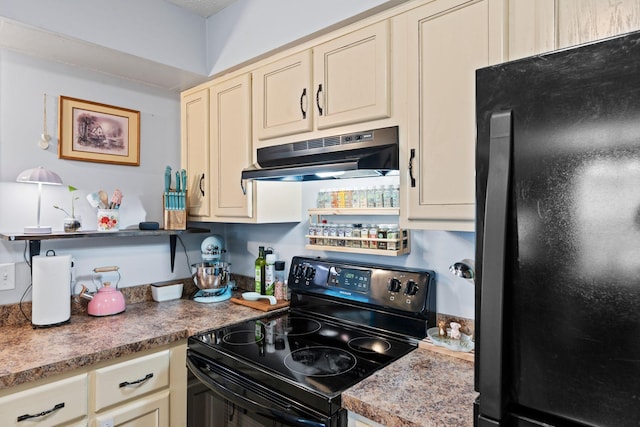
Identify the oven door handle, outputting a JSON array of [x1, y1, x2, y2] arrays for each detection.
[[187, 355, 327, 427]]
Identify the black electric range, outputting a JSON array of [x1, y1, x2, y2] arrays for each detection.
[[187, 256, 436, 427]]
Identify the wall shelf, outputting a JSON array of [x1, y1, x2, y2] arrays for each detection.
[[307, 207, 410, 256], [0, 227, 209, 272]]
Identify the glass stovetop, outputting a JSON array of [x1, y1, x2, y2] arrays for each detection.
[[190, 310, 417, 398]]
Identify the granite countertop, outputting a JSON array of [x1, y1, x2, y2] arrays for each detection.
[[343, 347, 476, 426], [0, 298, 282, 390], [0, 298, 476, 426]]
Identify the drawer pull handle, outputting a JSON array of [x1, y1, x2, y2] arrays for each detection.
[[409, 148, 416, 188], [316, 84, 323, 116], [300, 88, 307, 119], [18, 402, 65, 422], [119, 372, 154, 388], [199, 173, 205, 196]]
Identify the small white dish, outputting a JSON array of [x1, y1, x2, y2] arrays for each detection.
[[427, 327, 475, 352], [242, 292, 277, 305]]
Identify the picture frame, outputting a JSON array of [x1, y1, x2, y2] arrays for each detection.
[[58, 96, 140, 166]]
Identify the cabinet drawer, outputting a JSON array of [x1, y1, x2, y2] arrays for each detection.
[[94, 350, 170, 411], [0, 373, 87, 427]]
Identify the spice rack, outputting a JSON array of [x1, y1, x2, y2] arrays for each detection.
[[305, 208, 410, 256]]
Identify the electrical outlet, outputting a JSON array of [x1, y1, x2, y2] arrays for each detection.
[[0, 263, 15, 291], [98, 418, 115, 427]]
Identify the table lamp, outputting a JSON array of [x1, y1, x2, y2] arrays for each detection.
[[16, 166, 63, 234]]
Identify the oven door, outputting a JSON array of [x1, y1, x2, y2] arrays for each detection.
[[187, 352, 345, 427]]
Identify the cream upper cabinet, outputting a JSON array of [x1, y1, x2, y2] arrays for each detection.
[[509, 0, 640, 60], [252, 20, 391, 142], [210, 74, 254, 220], [401, 0, 507, 232], [252, 51, 313, 140], [181, 88, 210, 218], [208, 74, 302, 223], [313, 20, 390, 130]]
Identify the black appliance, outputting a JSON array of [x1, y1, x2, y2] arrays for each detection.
[[475, 31, 640, 427], [187, 256, 436, 427], [240, 126, 398, 181]]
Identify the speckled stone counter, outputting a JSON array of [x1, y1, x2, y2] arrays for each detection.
[[1, 294, 476, 427], [0, 297, 284, 390], [343, 348, 476, 427]]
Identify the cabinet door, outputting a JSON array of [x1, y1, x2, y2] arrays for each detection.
[[253, 51, 313, 140], [210, 74, 253, 219], [93, 391, 169, 427], [509, 0, 640, 60], [404, 0, 506, 231], [314, 20, 391, 130], [181, 89, 210, 218]]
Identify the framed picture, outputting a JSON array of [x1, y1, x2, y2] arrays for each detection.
[[58, 96, 140, 166]]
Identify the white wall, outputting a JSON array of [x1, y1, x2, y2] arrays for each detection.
[[0, 0, 207, 75], [0, 48, 211, 303], [0, 0, 476, 320], [205, 0, 400, 75], [199, 175, 476, 320]]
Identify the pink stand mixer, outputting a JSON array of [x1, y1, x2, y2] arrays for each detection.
[[79, 266, 126, 316]]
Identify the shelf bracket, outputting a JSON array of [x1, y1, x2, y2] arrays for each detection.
[[170, 235, 177, 273]]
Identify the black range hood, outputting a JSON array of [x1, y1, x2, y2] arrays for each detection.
[[241, 126, 399, 181]]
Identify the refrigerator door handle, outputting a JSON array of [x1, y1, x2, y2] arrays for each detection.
[[479, 110, 513, 424]]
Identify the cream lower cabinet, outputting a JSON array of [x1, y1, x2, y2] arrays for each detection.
[[0, 342, 186, 427], [252, 20, 391, 143], [400, 0, 506, 232], [89, 343, 186, 427], [181, 88, 210, 219], [509, 0, 640, 60]]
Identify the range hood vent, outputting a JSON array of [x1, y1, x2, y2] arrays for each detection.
[[241, 126, 399, 181]]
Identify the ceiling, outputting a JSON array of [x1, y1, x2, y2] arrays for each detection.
[[164, 0, 240, 17]]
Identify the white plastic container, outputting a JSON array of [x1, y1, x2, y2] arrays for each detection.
[[151, 283, 183, 302]]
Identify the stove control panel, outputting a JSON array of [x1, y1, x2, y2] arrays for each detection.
[[288, 256, 436, 316]]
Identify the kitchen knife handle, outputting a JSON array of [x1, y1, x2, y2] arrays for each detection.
[[199, 173, 205, 196], [299, 88, 307, 119], [316, 84, 323, 116]]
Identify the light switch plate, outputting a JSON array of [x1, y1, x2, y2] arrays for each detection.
[[0, 263, 15, 290]]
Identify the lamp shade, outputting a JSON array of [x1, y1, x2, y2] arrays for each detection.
[[16, 166, 63, 185], [16, 166, 63, 234]]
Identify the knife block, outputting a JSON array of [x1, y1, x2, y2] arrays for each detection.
[[163, 192, 187, 230]]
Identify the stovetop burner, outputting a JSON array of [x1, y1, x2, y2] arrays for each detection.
[[284, 346, 357, 377]]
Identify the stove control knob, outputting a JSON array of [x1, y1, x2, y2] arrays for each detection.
[[387, 277, 402, 293], [293, 264, 305, 278], [304, 266, 316, 280], [404, 280, 419, 296]]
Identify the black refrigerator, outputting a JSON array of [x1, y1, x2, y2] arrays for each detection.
[[475, 31, 640, 427]]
